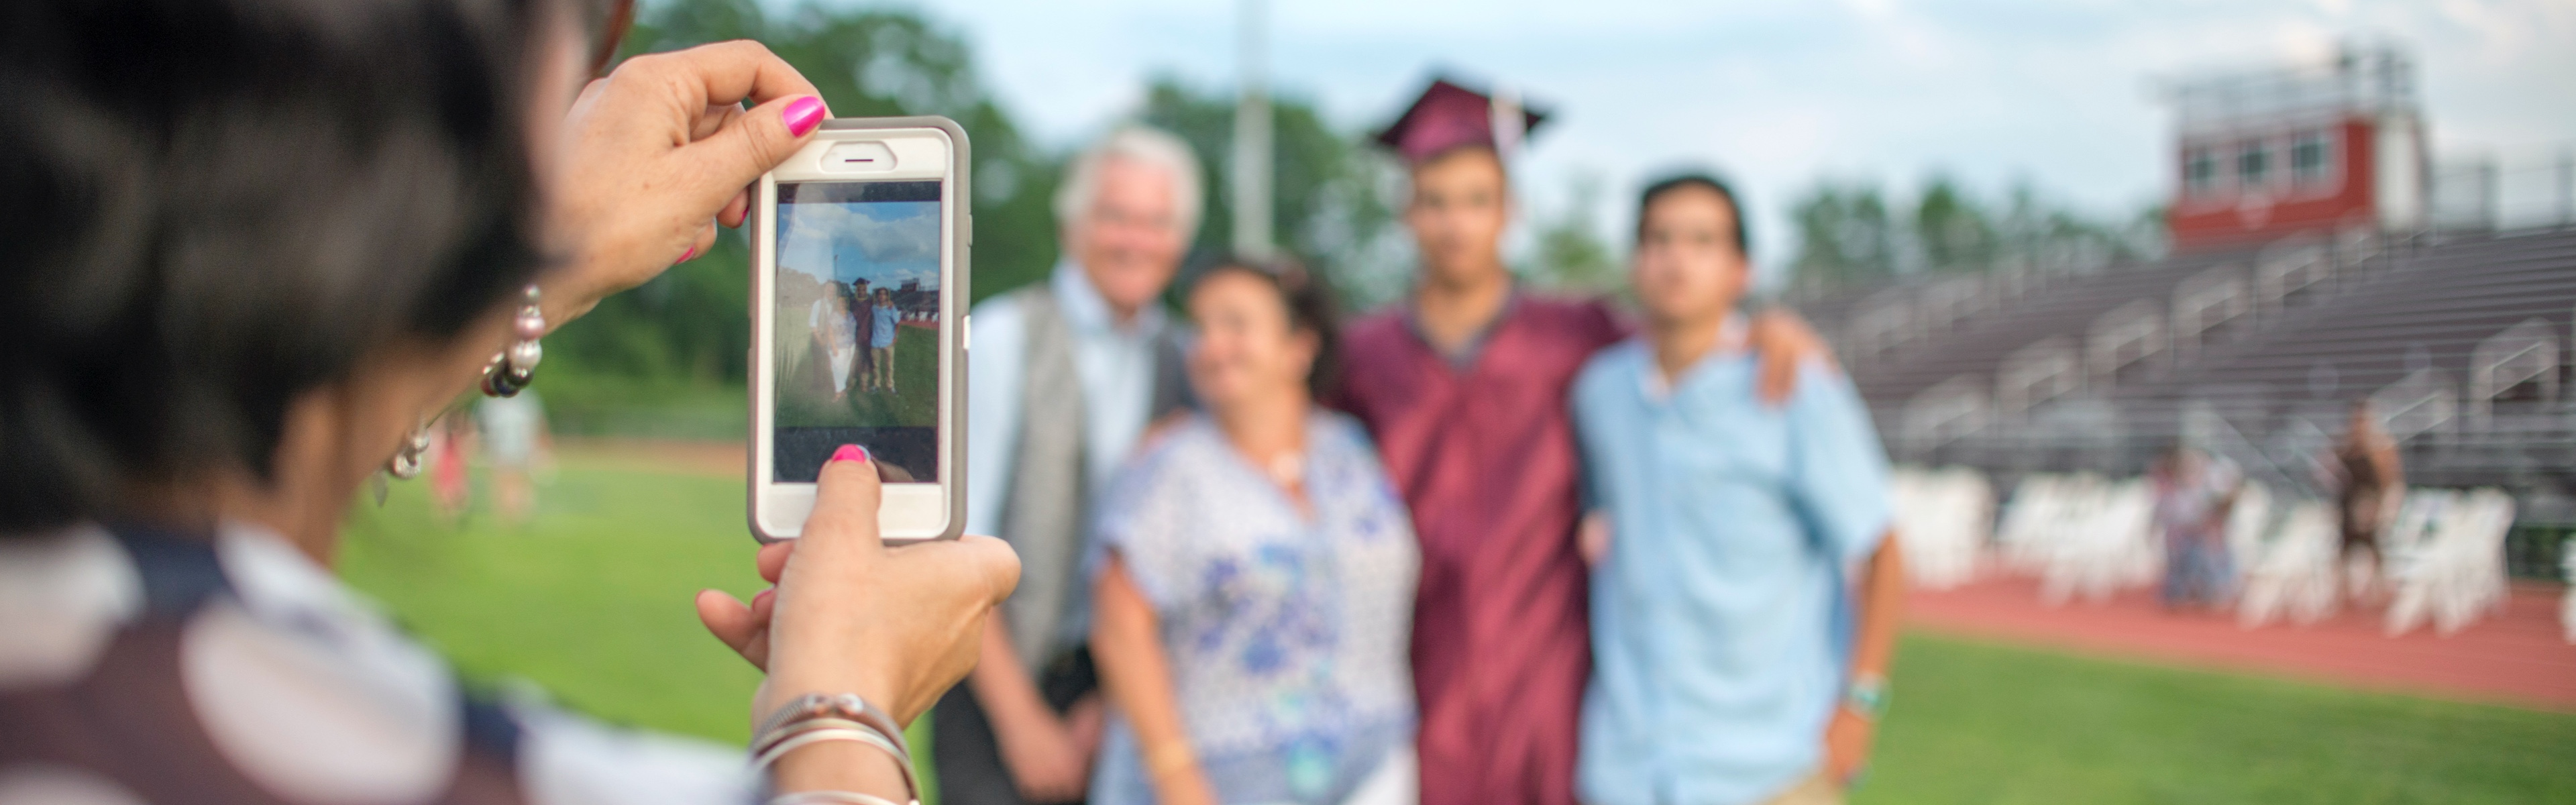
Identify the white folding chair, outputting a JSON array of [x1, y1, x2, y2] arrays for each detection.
[[1894, 467, 1994, 590], [2238, 501, 2340, 628], [2559, 538, 2575, 644], [2386, 488, 2513, 637]]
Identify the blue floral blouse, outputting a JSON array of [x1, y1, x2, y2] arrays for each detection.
[[1086, 411, 1419, 805]]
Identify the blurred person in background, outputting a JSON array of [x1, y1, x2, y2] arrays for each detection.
[[431, 413, 476, 521], [476, 389, 553, 525], [951, 125, 1203, 805], [0, 2, 1020, 803], [1089, 258, 1419, 805], [1571, 174, 1902, 805], [2332, 397, 2404, 598], [1328, 79, 1831, 805], [2153, 444, 2243, 610]]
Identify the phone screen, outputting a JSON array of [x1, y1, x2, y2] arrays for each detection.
[[772, 179, 943, 484]]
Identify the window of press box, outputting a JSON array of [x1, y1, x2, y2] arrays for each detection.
[[2237, 141, 2272, 188], [2184, 146, 2220, 196], [2291, 131, 2331, 184]]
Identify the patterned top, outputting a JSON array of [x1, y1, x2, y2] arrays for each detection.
[[0, 522, 755, 805], [1085, 413, 1420, 805]]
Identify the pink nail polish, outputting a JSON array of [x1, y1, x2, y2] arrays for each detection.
[[829, 444, 869, 464], [782, 97, 824, 138], [677, 244, 698, 264]]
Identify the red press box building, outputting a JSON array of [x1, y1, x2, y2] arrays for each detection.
[[2165, 46, 2430, 252]]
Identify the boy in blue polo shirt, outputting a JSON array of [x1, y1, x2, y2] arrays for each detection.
[[1572, 174, 1906, 805]]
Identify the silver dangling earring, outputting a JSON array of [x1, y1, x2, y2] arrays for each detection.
[[387, 425, 431, 479], [376, 423, 431, 506], [374, 282, 543, 506]]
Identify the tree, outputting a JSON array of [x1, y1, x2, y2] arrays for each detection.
[[521, 0, 1071, 433], [1789, 182, 1899, 287], [541, 0, 1064, 433], [620, 0, 1063, 304], [1137, 77, 1408, 313], [1526, 173, 1621, 295], [1787, 175, 2162, 292], [1988, 180, 2154, 273], [1915, 175, 1995, 274]]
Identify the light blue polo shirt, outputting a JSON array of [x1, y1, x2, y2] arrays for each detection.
[[1570, 337, 1892, 805]]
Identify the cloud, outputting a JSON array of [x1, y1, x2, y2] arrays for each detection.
[[777, 200, 942, 287], [879, 0, 2574, 270]]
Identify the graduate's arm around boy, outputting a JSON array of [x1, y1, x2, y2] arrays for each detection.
[[1570, 174, 1904, 805]]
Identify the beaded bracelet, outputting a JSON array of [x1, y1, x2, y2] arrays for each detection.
[[482, 284, 545, 397]]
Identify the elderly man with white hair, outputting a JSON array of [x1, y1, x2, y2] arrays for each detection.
[[935, 125, 1205, 805]]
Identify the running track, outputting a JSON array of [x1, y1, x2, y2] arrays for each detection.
[[1907, 576, 2576, 711]]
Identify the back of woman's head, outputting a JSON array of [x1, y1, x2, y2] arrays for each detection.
[[0, 0, 565, 533]]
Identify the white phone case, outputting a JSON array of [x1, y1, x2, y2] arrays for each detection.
[[747, 117, 971, 543]]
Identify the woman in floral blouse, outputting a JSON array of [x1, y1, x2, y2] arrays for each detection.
[[1088, 258, 1421, 805]]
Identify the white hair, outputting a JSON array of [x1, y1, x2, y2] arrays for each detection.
[[1053, 124, 1204, 241]]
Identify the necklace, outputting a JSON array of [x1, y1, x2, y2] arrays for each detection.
[[1265, 452, 1305, 488]]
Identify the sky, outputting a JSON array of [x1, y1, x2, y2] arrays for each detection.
[[779, 199, 943, 288], [816, 0, 2576, 276]]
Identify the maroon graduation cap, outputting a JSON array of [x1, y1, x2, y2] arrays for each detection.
[[1373, 76, 1552, 165]]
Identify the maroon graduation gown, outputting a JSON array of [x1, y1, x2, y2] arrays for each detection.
[[1330, 297, 1625, 805]]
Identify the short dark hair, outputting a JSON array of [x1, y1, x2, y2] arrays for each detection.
[[1635, 172, 1750, 256], [0, 0, 567, 533], [1185, 254, 1342, 400]]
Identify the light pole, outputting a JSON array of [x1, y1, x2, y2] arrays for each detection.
[[1231, 0, 1274, 259]]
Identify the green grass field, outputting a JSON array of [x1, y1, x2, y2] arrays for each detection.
[[777, 324, 940, 428], [341, 460, 2576, 804]]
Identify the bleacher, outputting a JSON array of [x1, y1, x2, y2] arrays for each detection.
[[1794, 226, 2576, 528]]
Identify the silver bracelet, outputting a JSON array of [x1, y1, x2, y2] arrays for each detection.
[[751, 727, 918, 805], [768, 792, 904, 805], [754, 694, 908, 759], [750, 717, 873, 757]]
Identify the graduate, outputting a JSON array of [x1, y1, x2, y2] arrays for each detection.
[[1329, 78, 1828, 805]]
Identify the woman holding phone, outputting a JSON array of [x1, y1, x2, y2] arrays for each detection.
[[1088, 258, 1421, 805], [0, 1, 1015, 804]]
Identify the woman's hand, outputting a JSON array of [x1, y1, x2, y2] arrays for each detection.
[[695, 447, 1020, 725], [548, 40, 829, 324], [966, 619, 1103, 802]]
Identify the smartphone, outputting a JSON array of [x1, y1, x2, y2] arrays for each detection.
[[749, 117, 969, 543]]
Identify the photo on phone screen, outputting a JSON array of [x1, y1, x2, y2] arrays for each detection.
[[771, 180, 943, 484]]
